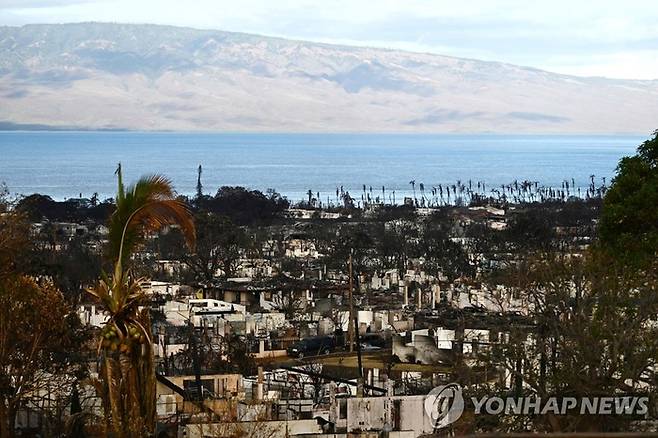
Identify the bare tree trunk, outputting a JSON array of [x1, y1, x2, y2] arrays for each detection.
[[0, 400, 17, 438]]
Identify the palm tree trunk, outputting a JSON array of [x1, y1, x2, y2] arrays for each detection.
[[119, 352, 144, 436], [105, 356, 126, 438], [102, 344, 156, 438]]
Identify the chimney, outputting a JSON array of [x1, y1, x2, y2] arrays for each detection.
[[432, 284, 440, 309], [328, 382, 337, 426]]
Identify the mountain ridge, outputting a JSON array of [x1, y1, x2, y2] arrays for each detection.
[[0, 22, 574, 76], [1, 22, 657, 133], [4, 22, 657, 81]]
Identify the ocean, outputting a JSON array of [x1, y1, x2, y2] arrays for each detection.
[[0, 132, 645, 203]]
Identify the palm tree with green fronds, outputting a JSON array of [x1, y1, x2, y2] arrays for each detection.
[[88, 164, 195, 437]]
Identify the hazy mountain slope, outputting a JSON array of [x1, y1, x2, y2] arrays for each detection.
[[1, 22, 657, 133]]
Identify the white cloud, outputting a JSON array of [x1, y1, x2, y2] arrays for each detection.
[[544, 51, 658, 80], [0, 0, 96, 7]]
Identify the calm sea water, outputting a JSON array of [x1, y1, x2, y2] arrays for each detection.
[[0, 132, 645, 203]]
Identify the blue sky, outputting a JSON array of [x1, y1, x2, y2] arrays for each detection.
[[2, 0, 657, 79]]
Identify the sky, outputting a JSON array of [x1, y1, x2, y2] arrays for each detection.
[[1, 0, 658, 80]]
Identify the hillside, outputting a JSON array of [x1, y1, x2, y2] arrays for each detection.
[[1, 22, 657, 133]]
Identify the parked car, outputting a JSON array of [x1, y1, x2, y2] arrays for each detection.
[[359, 342, 381, 352], [287, 336, 337, 358], [360, 333, 389, 349]]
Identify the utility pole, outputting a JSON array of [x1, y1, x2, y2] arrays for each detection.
[[189, 320, 203, 401], [348, 250, 354, 353], [354, 314, 364, 396]]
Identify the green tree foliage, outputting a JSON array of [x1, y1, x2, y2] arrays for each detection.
[[599, 130, 658, 266], [30, 234, 103, 302], [422, 221, 474, 281], [505, 208, 555, 252], [377, 220, 419, 274], [159, 212, 248, 283], [330, 223, 376, 288], [480, 252, 658, 433], [16, 193, 113, 223], [197, 186, 289, 226], [0, 183, 8, 214]]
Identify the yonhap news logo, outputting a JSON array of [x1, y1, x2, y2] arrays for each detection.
[[424, 383, 465, 428], [424, 384, 650, 428]]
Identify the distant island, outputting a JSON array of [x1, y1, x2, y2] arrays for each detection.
[[0, 22, 657, 133], [0, 121, 130, 131]]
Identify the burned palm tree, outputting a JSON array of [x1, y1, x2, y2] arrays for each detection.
[[409, 180, 417, 204], [88, 165, 195, 437], [196, 164, 203, 199]]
